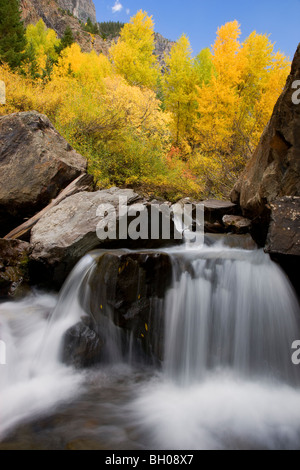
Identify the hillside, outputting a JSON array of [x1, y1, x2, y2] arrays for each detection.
[[20, 0, 109, 54], [20, 0, 175, 65]]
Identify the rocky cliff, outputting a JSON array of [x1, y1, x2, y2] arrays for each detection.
[[154, 33, 175, 70], [231, 44, 300, 291], [20, 0, 109, 54], [57, 0, 96, 23]]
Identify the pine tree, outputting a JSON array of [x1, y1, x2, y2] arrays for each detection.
[[0, 0, 26, 69], [84, 18, 99, 35], [56, 26, 74, 55]]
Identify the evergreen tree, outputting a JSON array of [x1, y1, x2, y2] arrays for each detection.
[[0, 0, 26, 69], [84, 18, 99, 35], [98, 21, 124, 40], [56, 26, 74, 55]]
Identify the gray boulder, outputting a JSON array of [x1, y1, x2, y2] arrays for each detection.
[[0, 111, 87, 236], [30, 188, 179, 287]]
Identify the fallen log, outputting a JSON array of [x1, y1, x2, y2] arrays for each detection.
[[4, 174, 94, 240]]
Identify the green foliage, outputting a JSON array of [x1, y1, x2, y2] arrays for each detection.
[[25, 20, 61, 79], [194, 48, 216, 86], [0, 0, 26, 69], [98, 21, 124, 39], [84, 18, 99, 35], [56, 26, 74, 55]]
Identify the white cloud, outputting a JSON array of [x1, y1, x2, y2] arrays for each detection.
[[112, 1, 123, 13], [126, 8, 130, 15]]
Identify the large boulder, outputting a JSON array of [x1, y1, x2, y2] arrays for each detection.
[[0, 111, 87, 236], [0, 239, 30, 298], [62, 250, 173, 367], [265, 197, 300, 256], [30, 188, 180, 287]]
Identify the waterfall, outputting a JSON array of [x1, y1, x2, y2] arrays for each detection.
[[0, 254, 96, 439], [0, 239, 299, 449], [164, 247, 300, 386]]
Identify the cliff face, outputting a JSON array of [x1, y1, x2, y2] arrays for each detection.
[[20, 0, 110, 54], [57, 0, 96, 24], [154, 33, 175, 70]]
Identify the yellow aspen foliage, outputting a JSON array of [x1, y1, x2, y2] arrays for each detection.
[[52, 43, 112, 86], [237, 33, 290, 144], [0, 12, 291, 201], [25, 20, 61, 78], [163, 34, 199, 152], [109, 10, 159, 89], [212, 20, 245, 84], [194, 48, 216, 86], [193, 21, 290, 197]]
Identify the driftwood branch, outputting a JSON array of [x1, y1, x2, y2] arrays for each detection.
[[4, 174, 94, 240]]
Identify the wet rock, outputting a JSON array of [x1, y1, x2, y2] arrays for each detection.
[[222, 215, 252, 234], [205, 233, 257, 250], [86, 250, 173, 362], [62, 319, 104, 368], [204, 221, 225, 234], [0, 111, 87, 236], [0, 239, 30, 298], [203, 200, 239, 232]]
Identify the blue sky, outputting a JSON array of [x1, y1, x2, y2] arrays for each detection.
[[94, 0, 299, 60]]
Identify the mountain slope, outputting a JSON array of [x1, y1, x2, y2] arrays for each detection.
[[20, 0, 109, 54], [20, 1, 174, 66], [57, 0, 96, 23]]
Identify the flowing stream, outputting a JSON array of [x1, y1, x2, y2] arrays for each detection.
[[0, 239, 299, 450]]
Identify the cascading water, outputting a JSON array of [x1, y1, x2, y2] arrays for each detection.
[[0, 238, 299, 449], [164, 247, 300, 386]]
